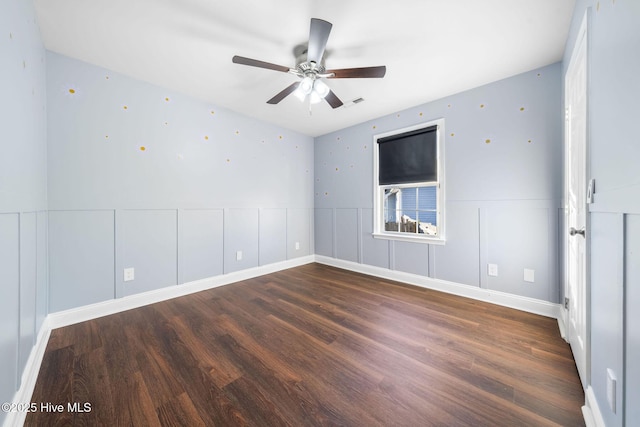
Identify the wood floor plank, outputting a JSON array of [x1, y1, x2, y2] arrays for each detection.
[[156, 392, 207, 427], [70, 347, 115, 425], [115, 371, 163, 426], [151, 312, 256, 426], [26, 346, 75, 427], [26, 263, 584, 426]]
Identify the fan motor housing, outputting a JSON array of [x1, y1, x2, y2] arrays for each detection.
[[293, 43, 327, 73]]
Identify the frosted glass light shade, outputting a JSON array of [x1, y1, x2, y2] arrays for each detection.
[[313, 80, 329, 98]]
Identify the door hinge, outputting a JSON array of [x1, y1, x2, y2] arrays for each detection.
[[564, 297, 570, 309]]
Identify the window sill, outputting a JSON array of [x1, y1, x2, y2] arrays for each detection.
[[372, 232, 446, 245]]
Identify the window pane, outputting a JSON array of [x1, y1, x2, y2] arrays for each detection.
[[418, 211, 437, 226], [400, 187, 417, 211], [383, 189, 397, 223], [398, 211, 419, 233], [418, 186, 436, 210], [417, 186, 437, 226], [382, 185, 438, 235], [417, 212, 438, 235]]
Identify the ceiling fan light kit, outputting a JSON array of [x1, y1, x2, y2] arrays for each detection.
[[294, 75, 330, 104], [232, 18, 386, 110]]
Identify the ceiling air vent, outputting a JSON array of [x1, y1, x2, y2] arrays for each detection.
[[344, 97, 365, 108]]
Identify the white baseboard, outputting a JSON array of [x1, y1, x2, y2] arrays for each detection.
[[47, 255, 315, 329], [314, 255, 562, 318], [4, 318, 52, 427], [557, 308, 568, 341], [3, 255, 314, 427], [583, 386, 606, 427]]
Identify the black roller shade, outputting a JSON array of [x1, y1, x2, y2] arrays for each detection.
[[378, 125, 438, 185]]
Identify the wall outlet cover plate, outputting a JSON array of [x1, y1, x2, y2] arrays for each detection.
[[487, 264, 498, 277], [524, 268, 535, 283]]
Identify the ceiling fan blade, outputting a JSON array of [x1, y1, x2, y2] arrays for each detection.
[[307, 18, 332, 64], [326, 66, 387, 79], [325, 90, 343, 109], [267, 81, 301, 104], [232, 55, 291, 73]]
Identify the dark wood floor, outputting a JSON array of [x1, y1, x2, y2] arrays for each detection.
[[27, 263, 584, 426]]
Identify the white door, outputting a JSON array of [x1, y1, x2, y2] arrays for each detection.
[[564, 14, 588, 388]]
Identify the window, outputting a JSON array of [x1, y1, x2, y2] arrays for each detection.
[[373, 119, 445, 243]]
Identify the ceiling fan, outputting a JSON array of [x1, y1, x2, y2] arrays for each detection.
[[232, 18, 386, 109]]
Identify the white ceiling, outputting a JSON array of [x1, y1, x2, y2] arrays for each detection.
[[34, 0, 575, 137]]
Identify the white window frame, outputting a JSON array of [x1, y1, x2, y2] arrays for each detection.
[[372, 118, 446, 244]]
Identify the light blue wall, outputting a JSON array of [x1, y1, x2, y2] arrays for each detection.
[[625, 215, 640, 424], [46, 52, 315, 313], [48, 210, 115, 311], [0, 0, 48, 422], [315, 63, 563, 303], [0, 4, 47, 213], [0, 215, 21, 421], [179, 209, 224, 282], [563, 1, 640, 425]]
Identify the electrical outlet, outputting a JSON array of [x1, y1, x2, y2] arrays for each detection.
[[236, 250, 243, 261], [524, 268, 535, 283], [487, 264, 498, 277], [123, 267, 135, 282], [295, 241, 300, 250]]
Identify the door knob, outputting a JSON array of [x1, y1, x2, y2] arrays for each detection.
[[569, 227, 586, 237]]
